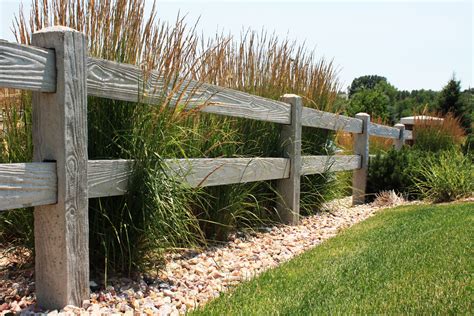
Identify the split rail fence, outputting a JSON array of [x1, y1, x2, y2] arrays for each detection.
[[0, 27, 413, 309]]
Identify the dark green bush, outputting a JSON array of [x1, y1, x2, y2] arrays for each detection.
[[367, 148, 422, 201], [368, 145, 473, 204]]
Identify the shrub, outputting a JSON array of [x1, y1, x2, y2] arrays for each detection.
[[366, 148, 433, 201], [413, 150, 473, 202], [367, 148, 414, 201]]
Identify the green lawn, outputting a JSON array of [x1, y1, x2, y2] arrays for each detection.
[[194, 202, 473, 315]]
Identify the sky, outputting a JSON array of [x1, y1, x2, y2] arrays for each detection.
[[0, 0, 472, 91]]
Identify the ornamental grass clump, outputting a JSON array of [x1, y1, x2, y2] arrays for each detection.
[[87, 100, 207, 274], [0, 91, 34, 248], [13, 0, 213, 275], [413, 113, 465, 152], [2, 0, 342, 275], [413, 150, 473, 203]]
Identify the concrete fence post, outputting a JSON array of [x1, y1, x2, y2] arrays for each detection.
[[276, 94, 302, 225], [32, 26, 89, 309], [352, 113, 370, 205], [394, 123, 405, 150]]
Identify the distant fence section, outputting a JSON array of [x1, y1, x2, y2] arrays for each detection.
[[0, 27, 411, 309]]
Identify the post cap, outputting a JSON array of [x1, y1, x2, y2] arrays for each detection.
[[281, 93, 301, 99], [34, 26, 81, 34]]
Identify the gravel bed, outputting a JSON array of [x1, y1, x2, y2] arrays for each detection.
[[1, 196, 414, 315]]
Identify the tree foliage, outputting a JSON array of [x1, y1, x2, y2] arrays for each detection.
[[393, 89, 439, 118], [437, 78, 472, 132], [346, 79, 397, 122], [438, 77, 462, 115], [345, 75, 472, 130], [347, 84, 390, 120], [348, 75, 387, 97]]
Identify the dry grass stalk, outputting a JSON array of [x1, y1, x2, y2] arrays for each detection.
[[14, 0, 210, 118], [14, 0, 339, 114], [197, 30, 339, 111], [372, 190, 405, 207], [413, 112, 466, 146]]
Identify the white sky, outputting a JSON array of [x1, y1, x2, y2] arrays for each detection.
[[0, 0, 472, 91]]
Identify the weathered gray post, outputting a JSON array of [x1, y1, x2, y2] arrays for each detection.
[[32, 26, 89, 309], [393, 123, 405, 150], [352, 113, 370, 205], [276, 94, 302, 225]]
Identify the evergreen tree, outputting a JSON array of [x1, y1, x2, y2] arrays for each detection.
[[438, 77, 472, 132], [438, 77, 462, 115]]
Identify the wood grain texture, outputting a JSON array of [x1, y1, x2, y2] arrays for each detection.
[[32, 27, 89, 310], [166, 157, 290, 187], [0, 41, 406, 134], [301, 107, 363, 133], [86, 158, 290, 195], [301, 155, 361, 176], [0, 162, 56, 211], [194, 84, 290, 124], [87, 57, 291, 124], [352, 113, 370, 205], [0, 41, 405, 132], [0, 157, 289, 209], [0, 41, 55, 92], [369, 122, 400, 139], [0, 154, 360, 209], [393, 123, 405, 150], [276, 95, 302, 225], [87, 57, 148, 103], [88, 160, 132, 198]]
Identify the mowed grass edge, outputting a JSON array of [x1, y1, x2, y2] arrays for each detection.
[[193, 202, 473, 315]]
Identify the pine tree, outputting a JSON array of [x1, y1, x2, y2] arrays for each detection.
[[438, 77, 471, 132], [438, 77, 462, 116]]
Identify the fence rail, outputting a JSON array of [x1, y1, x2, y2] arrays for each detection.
[[0, 155, 365, 211], [369, 122, 400, 139], [0, 27, 410, 309]]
